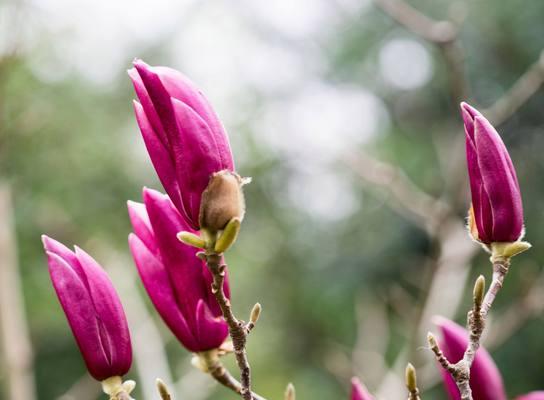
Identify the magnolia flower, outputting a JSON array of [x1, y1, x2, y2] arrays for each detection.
[[351, 377, 374, 400], [128, 187, 229, 352], [461, 102, 524, 244], [42, 236, 132, 381], [128, 59, 241, 231], [435, 317, 506, 400]]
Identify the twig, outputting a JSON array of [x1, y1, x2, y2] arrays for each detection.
[[405, 363, 421, 400], [373, 0, 468, 104], [345, 152, 450, 234], [204, 253, 266, 400], [0, 184, 37, 400], [484, 51, 544, 126], [429, 258, 510, 400], [486, 268, 544, 348], [373, 0, 457, 44]]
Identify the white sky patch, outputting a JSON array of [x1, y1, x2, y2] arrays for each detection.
[[27, 0, 195, 85], [257, 83, 389, 162], [169, 2, 321, 119], [287, 167, 359, 221], [379, 38, 433, 90], [239, 0, 335, 39]]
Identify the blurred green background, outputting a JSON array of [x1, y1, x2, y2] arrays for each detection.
[[1, 0, 544, 399]]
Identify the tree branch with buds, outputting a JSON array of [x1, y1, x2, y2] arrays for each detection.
[[428, 241, 531, 399]]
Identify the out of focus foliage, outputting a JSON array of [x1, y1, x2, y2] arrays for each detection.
[[1, 0, 543, 399]]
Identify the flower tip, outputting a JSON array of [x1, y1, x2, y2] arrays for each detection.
[[41, 234, 50, 248], [460, 101, 480, 118]]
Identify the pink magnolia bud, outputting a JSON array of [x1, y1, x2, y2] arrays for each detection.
[[128, 188, 229, 352], [351, 377, 374, 400], [435, 317, 506, 400], [128, 59, 235, 230], [42, 236, 132, 381], [517, 392, 544, 400], [461, 102, 524, 244]]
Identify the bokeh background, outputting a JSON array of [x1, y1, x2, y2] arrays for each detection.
[[1, 0, 544, 399]]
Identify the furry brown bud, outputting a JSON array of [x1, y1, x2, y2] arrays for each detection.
[[199, 170, 247, 233]]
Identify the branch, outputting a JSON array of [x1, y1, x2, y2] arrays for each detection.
[[204, 253, 267, 400], [373, 0, 468, 103], [345, 152, 450, 234], [484, 51, 544, 126], [428, 247, 526, 400], [373, 0, 457, 44]]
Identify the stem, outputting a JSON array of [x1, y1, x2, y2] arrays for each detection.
[[429, 256, 510, 400], [205, 253, 258, 400]]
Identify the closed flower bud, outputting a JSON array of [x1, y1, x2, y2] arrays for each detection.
[[351, 377, 374, 400], [41, 236, 132, 381], [461, 102, 524, 244], [434, 317, 506, 400], [128, 188, 229, 353], [128, 60, 237, 230], [199, 170, 246, 233]]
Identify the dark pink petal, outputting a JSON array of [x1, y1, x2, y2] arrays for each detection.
[[154, 65, 234, 171], [46, 251, 112, 381], [435, 317, 506, 400], [127, 199, 157, 255], [128, 233, 199, 351], [128, 67, 168, 146], [465, 132, 490, 243], [171, 98, 223, 228], [460, 102, 482, 141], [133, 101, 183, 214], [195, 299, 229, 351], [132, 60, 177, 147], [42, 235, 85, 281], [474, 116, 523, 242], [74, 247, 132, 377], [477, 184, 494, 243], [351, 377, 374, 400], [517, 392, 544, 400], [143, 188, 209, 328]]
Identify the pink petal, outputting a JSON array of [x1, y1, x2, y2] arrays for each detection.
[[171, 98, 223, 228], [74, 247, 132, 377], [474, 116, 523, 242], [133, 101, 183, 214], [194, 299, 229, 351], [351, 377, 374, 400], [142, 188, 209, 329], [127, 199, 157, 255], [154, 65, 234, 171], [128, 233, 199, 351], [46, 251, 112, 380], [435, 317, 506, 400]]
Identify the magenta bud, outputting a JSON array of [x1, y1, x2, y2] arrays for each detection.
[[128, 188, 229, 352], [434, 317, 506, 400], [129, 59, 234, 229], [42, 236, 132, 381], [351, 377, 374, 400], [461, 102, 524, 244], [517, 392, 544, 400]]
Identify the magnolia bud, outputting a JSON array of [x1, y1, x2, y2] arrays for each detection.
[[284, 383, 296, 400], [156, 378, 172, 400], [405, 363, 418, 392], [199, 170, 247, 233], [473, 275, 485, 309]]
